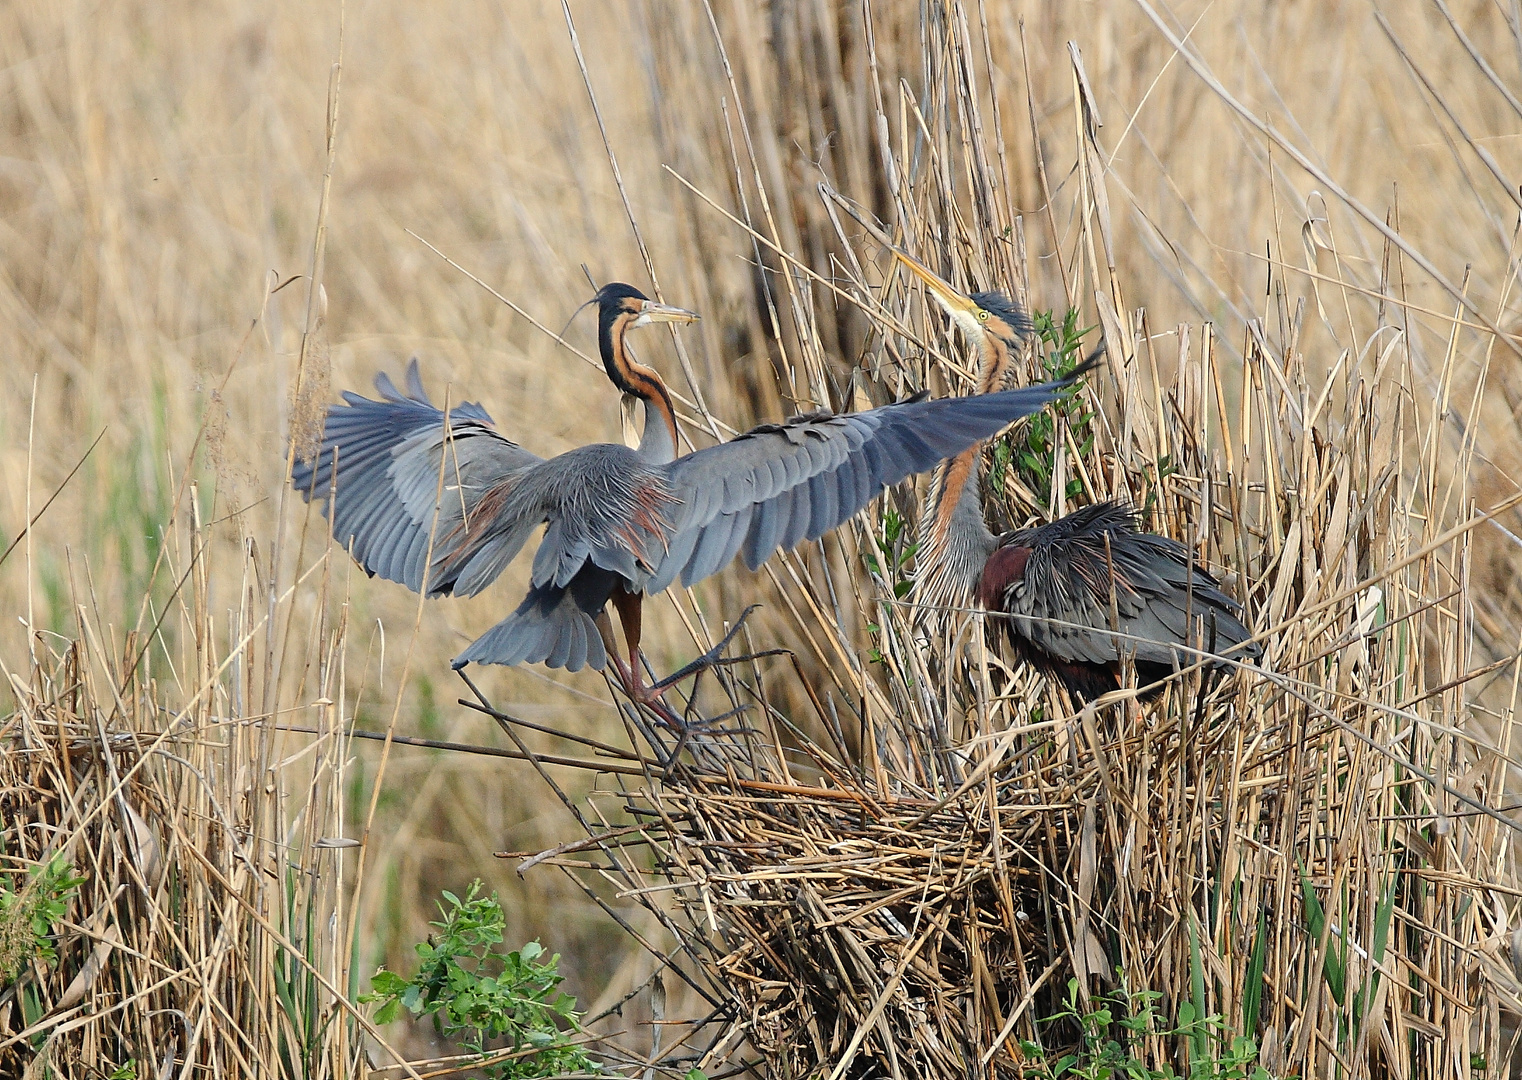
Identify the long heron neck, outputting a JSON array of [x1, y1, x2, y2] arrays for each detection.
[[914, 322, 1015, 609], [917, 444, 998, 606], [602, 317, 679, 463], [636, 396, 677, 463], [974, 333, 1011, 394]]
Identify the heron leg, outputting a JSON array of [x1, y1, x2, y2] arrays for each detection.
[[594, 610, 636, 685], [607, 589, 686, 730], [610, 587, 644, 676]]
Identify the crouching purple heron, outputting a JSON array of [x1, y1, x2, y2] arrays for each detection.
[[893, 250, 1261, 701], [291, 282, 1082, 723]]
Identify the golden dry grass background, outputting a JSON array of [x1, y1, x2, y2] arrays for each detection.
[[5, 0, 1522, 1071]]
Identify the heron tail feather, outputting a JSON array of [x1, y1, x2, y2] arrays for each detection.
[[451, 582, 607, 673]]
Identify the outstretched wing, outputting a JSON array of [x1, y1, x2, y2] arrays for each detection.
[[646, 378, 1078, 593], [291, 359, 542, 595], [990, 502, 1259, 669]]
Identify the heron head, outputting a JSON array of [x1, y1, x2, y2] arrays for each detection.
[[595, 283, 699, 333], [892, 249, 1032, 357]]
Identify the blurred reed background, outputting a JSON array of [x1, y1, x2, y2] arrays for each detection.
[[3, 0, 1522, 1075]]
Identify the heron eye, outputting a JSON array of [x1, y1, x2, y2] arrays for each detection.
[[977, 310, 990, 322]]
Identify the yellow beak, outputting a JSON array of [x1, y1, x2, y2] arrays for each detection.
[[891, 247, 981, 319], [637, 299, 700, 325]]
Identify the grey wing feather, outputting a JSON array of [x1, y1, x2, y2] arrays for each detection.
[[291, 359, 541, 596], [1008, 545, 1129, 665], [682, 506, 739, 586], [776, 485, 812, 554], [745, 498, 784, 569], [647, 378, 1076, 594], [452, 589, 606, 672], [805, 469, 840, 541]]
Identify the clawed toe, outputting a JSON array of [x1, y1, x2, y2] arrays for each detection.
[[649, 605, 761, 692], [610, 606, 762, 734]]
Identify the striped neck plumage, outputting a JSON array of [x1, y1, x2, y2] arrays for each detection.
[[914, 310, 1011, 610], [973, 328, 1011, 395], [915, 443, 998, 610], [602, 312, 679, 464]]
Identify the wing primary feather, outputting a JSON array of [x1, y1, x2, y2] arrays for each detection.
[[837, 459, 870, 523], [683, 511, 737, 586], [805, 469, 840, 542], [566, 612, 587, 672], [745, 498, 784, 571], [778, 485, 812, 552], [717, 504, 755, 574], [404, 358, 429, 402], [650, 523, 701, 593]]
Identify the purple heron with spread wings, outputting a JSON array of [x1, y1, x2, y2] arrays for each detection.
[[291, 282, 1081, 722], [894, 251, 1260, 701]]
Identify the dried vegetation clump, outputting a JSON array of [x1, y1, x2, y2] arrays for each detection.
[[0, 561, 370, 1076]]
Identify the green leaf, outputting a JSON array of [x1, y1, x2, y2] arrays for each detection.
[[20, 983, 42, 1028], [1241, 902, 1267, 1035], [1352, 876, 1397, 1031], [1297, 859, 1344, 1005], [369, 969, 405, 995], [1186, 913, 1209, 1069]]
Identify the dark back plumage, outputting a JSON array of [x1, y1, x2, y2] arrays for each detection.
[[979, 500, 1260, 699]]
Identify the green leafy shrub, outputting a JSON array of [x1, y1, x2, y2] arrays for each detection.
[[990, 308, 1096, 508], [1019, 976, 1281, 1080], [0, 851, 86, 985], [865, 506, 918, 665], [864, 505, 917, 601], [362, 881, 599, 1079]]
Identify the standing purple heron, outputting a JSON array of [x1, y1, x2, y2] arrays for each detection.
[[894, 251, 1261, 701], [291, 282, 1083, 721]]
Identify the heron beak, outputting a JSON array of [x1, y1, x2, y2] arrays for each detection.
[[634, 300, 700, 327], [891, 247, 981, 320]]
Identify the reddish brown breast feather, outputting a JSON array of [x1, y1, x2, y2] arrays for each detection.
[[978, 545, 1031, 609]]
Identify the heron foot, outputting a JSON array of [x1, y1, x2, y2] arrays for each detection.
[[608, 650, 687, 732], [609, 607, 761, 734], [649, 605, 761, 692]]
